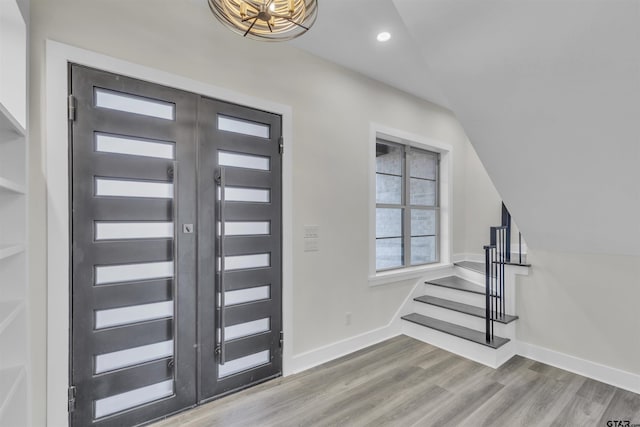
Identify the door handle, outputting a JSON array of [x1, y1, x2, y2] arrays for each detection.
[[216, 167, 227, 365]]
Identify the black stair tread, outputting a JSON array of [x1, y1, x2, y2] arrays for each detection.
[[425, 276, 486, 295], [454, 261, 485, 274], [401, 313, 510, 349], [414, 295, 518, 324], [505, 261, 532, 267]]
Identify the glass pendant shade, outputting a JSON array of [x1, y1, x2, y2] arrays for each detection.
[[208, 0, 318, 41]]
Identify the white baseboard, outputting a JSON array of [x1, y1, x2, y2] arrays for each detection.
[[289, 324, 401, 375], [517, 341, 640, 394]]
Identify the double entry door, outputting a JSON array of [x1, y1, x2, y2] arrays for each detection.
[[69, 64, 282, 426]]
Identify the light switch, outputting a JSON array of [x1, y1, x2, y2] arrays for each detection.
[[303, 225, 319, 252]]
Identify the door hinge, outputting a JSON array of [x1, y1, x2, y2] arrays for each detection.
[[68, 385, 77, 413], [68, 95, 77, 121], [278, 136, 284, 155], [279, 331, 284, 348]]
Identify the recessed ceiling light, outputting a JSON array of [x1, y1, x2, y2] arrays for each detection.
[[377, 32, 391, 42]]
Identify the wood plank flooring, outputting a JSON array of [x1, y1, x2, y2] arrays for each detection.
[[152, 335, 640, 427]]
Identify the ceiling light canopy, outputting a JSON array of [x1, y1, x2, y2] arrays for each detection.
[[377, 31, 391, 42], [208, 0, 318, 41]]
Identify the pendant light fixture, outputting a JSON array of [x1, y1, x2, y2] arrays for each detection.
[[208, 0, 318, 41]]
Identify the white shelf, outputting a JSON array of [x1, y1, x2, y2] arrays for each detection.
[[0, 245, 24, 261], [0, 300, 23, 336], [0, 176, 25, 195], [0, 366, 25, 420], [0, 102, 25, 139]]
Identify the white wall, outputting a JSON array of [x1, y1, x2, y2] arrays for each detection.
[[517, 250, 640, 376], [28, 0, 493, 424]]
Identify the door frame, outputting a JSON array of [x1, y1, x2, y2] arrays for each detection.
[[45, 40, 294, 427]]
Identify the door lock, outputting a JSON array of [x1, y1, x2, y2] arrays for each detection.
[[183, 224, 194, 234]]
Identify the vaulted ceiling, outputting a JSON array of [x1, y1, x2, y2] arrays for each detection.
[[294, 0, 640, 256]]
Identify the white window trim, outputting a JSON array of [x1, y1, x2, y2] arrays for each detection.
[[368, 123, 453, 286], [45, 40, 294, 426]]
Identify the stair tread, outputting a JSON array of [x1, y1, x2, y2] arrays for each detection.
[[414, 295, 518, 324], [425, 275, 486, 295], [454, 261, 485, 274], [401, 313, 510, 349]]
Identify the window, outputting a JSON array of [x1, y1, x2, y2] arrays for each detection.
[[375, 139, 439, 270]]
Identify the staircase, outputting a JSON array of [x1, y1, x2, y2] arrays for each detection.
[[401, 205, 530, 368]]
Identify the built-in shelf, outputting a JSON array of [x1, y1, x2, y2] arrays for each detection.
[[0, 177, 25, 195], [0, 301, 23, 336], [0, 102, 26, 139], [0, 245, 24, 261], [0, 366, 25, 419]]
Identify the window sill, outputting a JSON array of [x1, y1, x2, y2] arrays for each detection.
[[368, 262, 453, 287]]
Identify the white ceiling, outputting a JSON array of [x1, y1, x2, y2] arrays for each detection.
[[294, 0, 640, 255]]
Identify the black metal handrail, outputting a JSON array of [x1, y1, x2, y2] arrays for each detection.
[[484, 225, 507, 343]]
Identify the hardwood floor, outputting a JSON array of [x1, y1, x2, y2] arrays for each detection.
[[152, 335, 640, 427]]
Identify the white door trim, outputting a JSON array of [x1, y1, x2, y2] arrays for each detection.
[[45, 40, 294, 426]]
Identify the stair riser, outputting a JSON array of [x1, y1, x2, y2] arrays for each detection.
[[423, 285, 486, 307], [402, 321, 517, 369], [412, 302, 515, 338], [454, 266, 486, 284]]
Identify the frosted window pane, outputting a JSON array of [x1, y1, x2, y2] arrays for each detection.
[[219, 254, 270, 271], [220, 285, 271, 306], [218, 350, 270, 378], [96, 133, 174, 159], [219, 151, 270, 171], [376, 142, 402, 175], [95, 301, 173, 329], [94, 379, 173, 419], [411, 210, 436, 236], [376, 174, 402, 204], [218, 221, 270, 236], [376, 238, 403, 270], [95, 261, 173, 285], [218, 186, 270, 203], [410, 178, 436, 206], [411, 236, 437, 265], [218, 115, 270, 139], [409, 150, 437, 180], [95, 222, 173, 240], [376, 208, 402, 238], [96, 178, 173, 199], [95, 88, 175, 120], [221, 318, 270, 341], [95, 340, 173, 374]]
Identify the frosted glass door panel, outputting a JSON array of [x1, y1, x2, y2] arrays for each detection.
[[95, 340, 173, 374], [95, 301, 173, 329], [95, 261, 173, 285], [218, 221, 270, 236], [221, 318, 270, 341], [218, 151, 270, 171], [220, 285, 271, 306], [94, 380, 174, 419], [220, 253, 270, 271], [96, 178, 173, 199], [218, 186, 270, 203], [218, 115, 270, 139], [95, 222, 173, 240], [95, 88, 175, 120], [218, 350, 270, 378], [96, 133, 175, 159]]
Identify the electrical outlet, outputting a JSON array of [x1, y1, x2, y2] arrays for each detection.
[[345, 312, 352, 326]]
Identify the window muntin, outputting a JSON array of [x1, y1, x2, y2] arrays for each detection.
[[375, 139, 439, 271]]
